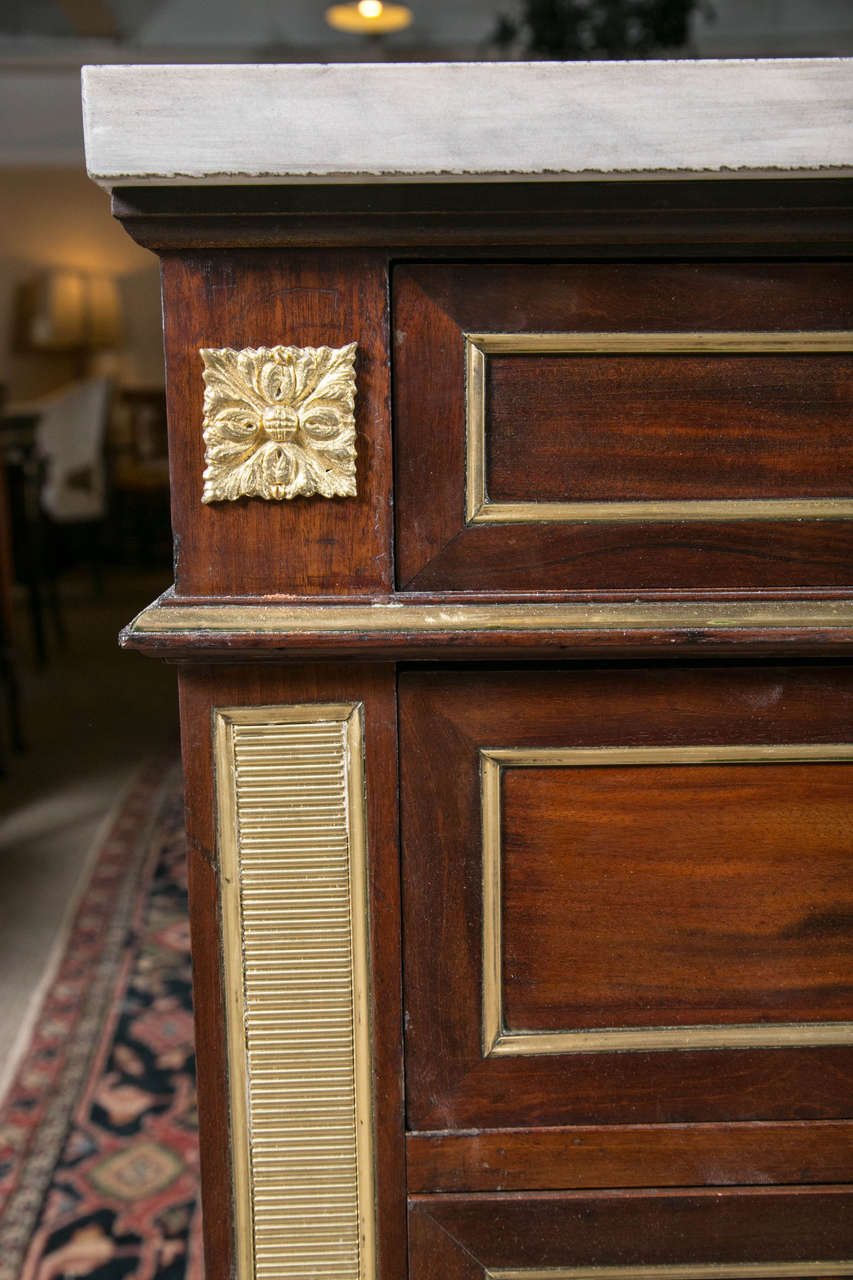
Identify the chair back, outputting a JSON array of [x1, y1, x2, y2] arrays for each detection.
[[36, 377, 112, 522]]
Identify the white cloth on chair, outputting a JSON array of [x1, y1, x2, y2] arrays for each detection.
[[36, 378, 112, 523]]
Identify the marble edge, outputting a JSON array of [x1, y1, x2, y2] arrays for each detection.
[[82, 58, 853, 190]]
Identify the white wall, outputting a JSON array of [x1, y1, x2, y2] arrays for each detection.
[[0, 167, 162, 401]]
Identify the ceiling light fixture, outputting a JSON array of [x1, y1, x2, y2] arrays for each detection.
[[325, 1, 413, 35]]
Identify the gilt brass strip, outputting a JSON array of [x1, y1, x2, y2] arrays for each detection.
[[128, 598, 853, 638], [215, 703, 376, 1280], [481, 743, 853, 1058], [486, 1265, 853, 1280], [465, 330, 853, 525], [481, 753, 504, 1057], [466, 332, 853, 355]]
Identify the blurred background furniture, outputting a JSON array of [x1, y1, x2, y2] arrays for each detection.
[[36, 375, 112, 594], [0, 383, 24, 769], [108, 387, 171, 565], [0, 396, 58, 666], [2, 378, 112, 663]]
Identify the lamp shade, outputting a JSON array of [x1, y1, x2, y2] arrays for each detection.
[[85, 274, 122, 348], [26, 270, 122, 351], [325, 1, 413, 34], [29, 271, 87, 349]]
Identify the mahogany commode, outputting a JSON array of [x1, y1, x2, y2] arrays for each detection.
[[83, 59, 853, 1280]]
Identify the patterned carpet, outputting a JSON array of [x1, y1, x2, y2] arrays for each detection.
[[0, 760, 202, 1280]]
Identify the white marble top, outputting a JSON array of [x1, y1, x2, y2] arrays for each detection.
[[82, 58, 853, 189]]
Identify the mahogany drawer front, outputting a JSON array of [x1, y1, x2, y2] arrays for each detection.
[[393, 262, 853, 592], [408, 1188, 853, 1279], [399, 664, 853, 1132]]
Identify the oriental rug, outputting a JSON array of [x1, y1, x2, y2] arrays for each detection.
[[0, 759, 203, 1280]]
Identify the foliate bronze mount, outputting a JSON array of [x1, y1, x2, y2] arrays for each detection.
[[201, 342, 358, 502]]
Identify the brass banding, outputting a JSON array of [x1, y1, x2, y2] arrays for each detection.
[[481, 743, 853, 1057], [465, 330, 853, 525], [486, 1265, 853, 1280], [128, 598, 853, 638]]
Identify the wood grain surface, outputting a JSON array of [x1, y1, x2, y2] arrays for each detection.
[[408, 1196, 485, 1280], [485, 352, 852, 503], [394, 261, 853, 591], [406, 1121, 853, 1192], [399, 663, 853, 1130], [409, 1187, 853, 1274], [161, 250, 392, 597], [184, 837, 234, 1278], [500, 759, 852, 1031]]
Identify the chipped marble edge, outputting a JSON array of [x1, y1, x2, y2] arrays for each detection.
[[83, 58, 853, 190]]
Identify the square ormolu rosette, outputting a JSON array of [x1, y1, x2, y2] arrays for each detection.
[[200, 342, 357, 502]]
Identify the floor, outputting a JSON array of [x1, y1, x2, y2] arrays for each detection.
[[0, 567, 180, 1095]]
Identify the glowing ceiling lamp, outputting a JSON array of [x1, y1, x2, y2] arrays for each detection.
[[325, 0, 413, 35]]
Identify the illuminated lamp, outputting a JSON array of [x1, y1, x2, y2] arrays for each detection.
[[325, 1, 413, 34]]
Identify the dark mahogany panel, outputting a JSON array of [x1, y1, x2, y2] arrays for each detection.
[[501, 760, 852, 1032], [393, 262, 853, 591], [406, 1121, 853, 1192], [399, 664, 853, 1130], [486, 352, 852, 503], [161, 250, 392, 597], [409, 1187, 853, 1275]]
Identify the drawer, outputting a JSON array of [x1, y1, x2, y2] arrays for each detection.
[[393, 263, 853, 592], [400, 665, 853, 1133], [408, 1188, 853, 1279]]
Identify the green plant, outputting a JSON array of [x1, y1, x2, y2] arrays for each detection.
[[492, 0, 709, 59]]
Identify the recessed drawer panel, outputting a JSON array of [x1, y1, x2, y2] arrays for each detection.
[[408, 1189, 853, 1280], [476, 338, 850, 510], [399, 665, 853, 1131], [393, 264, 853, 591], [493, 752, 850, 1048]]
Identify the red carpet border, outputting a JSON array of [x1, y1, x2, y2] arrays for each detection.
[[0, 759, 202, 1280]]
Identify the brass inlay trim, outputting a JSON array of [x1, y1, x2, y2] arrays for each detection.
[[128, 599, 853, 638], [215, 703, 376, 1280], [201, 343, 357, 502], [465, 331, 853, 525], [486, 1265, 853, 1280], [481, 743, 853, 1057]]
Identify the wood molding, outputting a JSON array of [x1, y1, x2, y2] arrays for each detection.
[[406, 1122, 853, 1193], [121, 595, 853, 660], [110, 179, 853, 252]]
